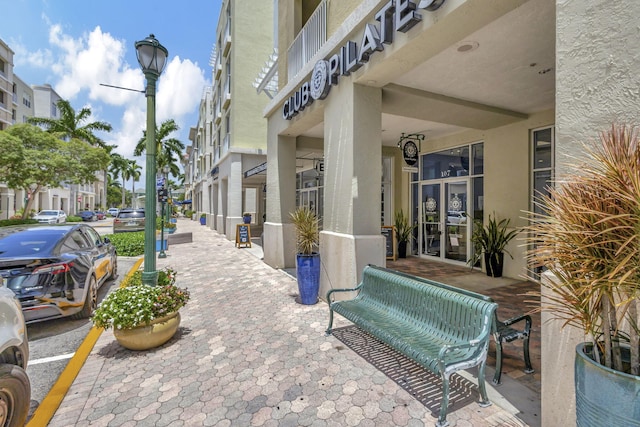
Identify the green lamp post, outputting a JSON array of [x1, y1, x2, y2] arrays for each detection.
[[158, 165, 170, 259], [135, 34, 168, 286]]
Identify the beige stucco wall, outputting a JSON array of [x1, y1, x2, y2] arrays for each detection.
[[545, 1, 640, 426], [231, 0, 273, 150]]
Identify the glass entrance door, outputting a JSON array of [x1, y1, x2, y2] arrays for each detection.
[[419, 180, 469, 263], [444, 181, 468, 262], [421, 184, 441, 257]]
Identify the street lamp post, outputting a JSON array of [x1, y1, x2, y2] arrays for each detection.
[[135, 34, 168, 286], [158, 165, 170, 259]]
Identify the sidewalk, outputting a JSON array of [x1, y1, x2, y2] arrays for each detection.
[[45, 218, 529, 426]]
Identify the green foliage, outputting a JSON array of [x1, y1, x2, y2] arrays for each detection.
[[200, 213, 206, 219], [184, 210, 194, 218], [394, 210, 415, 243], [0, 219, 38, 227], [290, 207, 319, 255], [66, 216, 82, 223], [0, 123, 110, 218], [156, 218, 176, 230], [469, 213, 518, 267], [92, 267, 189, 330], [104, 231, 145, 256], [526, 124, 640, 374]]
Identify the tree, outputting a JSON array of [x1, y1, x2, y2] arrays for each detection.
[[135, 119, 185, 180], [28, 99, 113, 208], [125, 160, 142, 208], [0, 124, 110, 218], [27, 99, 112, 148], [109, 153, 130, 208], [106, 174, 122, 207]]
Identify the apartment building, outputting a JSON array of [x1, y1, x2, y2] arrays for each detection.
[[187, 0, 274, 240]]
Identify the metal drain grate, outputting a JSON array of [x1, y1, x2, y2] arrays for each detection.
[[331, 325, 479, 418]]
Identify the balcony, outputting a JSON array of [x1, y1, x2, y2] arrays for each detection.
[[223, 133, 230, 154], [287, 0, 327, 82], [222, 22, 232, 56], [222, 81, 231, 109]]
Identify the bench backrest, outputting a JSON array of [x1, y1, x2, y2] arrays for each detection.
[[359, 265, 497, 343]]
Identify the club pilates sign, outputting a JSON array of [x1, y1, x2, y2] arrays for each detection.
[[283, 0, 445, 120]]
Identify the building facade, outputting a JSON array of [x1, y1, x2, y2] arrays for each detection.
[[262, 1, 640, 424], [187, 0, 275, 240]]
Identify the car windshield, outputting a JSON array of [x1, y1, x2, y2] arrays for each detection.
[[119, 211, 144, 219], [0, 228, 65, 256], [38, 211, 58, 216]]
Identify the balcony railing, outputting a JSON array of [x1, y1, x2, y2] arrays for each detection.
[[287, 1, 327, 82]]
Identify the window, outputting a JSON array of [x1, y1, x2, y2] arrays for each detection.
[[0, 59, 5, 76], [0, 91, 4, 108], [51, 102, 58, 117], [23, 93, 31, 108], [531, 127, 554, 214], [83, 227, 102, 246]]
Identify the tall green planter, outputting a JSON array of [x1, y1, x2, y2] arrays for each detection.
[[575, 343, 640, 426]]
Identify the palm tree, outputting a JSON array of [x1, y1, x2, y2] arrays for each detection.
[[28, 99, 113, 211], [134, 119, 185, 181], [109, 153, 130, 208], [28, 100, 112, 147], [127, 160, 142, 208]]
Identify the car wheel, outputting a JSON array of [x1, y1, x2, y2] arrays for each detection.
[[110, 256, 118, 280], [73, 276, 97, 320], [0, 364, 30, 427]]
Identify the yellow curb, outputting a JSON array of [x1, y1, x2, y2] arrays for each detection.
[[26, 257, 144, 427]]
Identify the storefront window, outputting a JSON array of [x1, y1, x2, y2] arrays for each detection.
[[472, 143, 484, 175], [421, 146, 470, 181]]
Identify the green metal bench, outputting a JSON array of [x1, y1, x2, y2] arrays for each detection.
[[379, 266, 534, 385], [326, 265, 497, 427]]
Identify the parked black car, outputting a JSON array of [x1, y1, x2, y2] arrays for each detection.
[[0, 224, 117, 323]]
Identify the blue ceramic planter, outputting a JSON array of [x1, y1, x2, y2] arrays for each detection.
[[296, 253, 320, 305], [575, 342, 640, 426]]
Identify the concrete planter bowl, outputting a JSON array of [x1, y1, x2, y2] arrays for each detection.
[[113, 311, 181, 351]]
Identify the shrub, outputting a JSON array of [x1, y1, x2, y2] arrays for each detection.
[[105, 231, 145, 256], [66, 216, 82, 222], [0, 219, 38, 227], [92, 267, 189, 330]]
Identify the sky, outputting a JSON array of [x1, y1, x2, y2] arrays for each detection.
[[0, 0, 223, 186]]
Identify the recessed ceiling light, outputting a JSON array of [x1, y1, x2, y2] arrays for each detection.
[[456, 41, 479, 53]]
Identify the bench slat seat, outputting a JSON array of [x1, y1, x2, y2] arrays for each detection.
[[326, 266, 497, 427]]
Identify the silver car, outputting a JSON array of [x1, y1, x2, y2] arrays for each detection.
[[0, 283, 30, 426], [33, 210, 67, 224], [113, 209, 145, 233]]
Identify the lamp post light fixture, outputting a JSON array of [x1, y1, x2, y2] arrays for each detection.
[[135, 34, 168, 286], [158, 165, 170, 259]]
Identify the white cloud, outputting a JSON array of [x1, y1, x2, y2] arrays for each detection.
[[14, 21, 207, 187]]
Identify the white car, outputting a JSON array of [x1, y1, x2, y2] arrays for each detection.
[[107, 208, 119, 217], [0, 284, 30, 426], [33, 210, 67, 224]]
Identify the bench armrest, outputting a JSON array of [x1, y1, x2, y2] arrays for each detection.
[[501, 314, 532, 332], [438, 330, 492, 363], [326, 285, 362, 303]]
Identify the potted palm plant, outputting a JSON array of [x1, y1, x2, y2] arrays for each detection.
[[469, 213, 518, 277], [394, 210, 415, 258], [526, 124, 640, 425], [290, 206, 320, 305]]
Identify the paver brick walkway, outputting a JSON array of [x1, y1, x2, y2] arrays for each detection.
[[48, 218, 527, 426]]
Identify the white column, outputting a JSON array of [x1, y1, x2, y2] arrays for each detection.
[[263, 119, 297, 269], [320, 83, 385, 300], [225, 153, 243, 239]]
